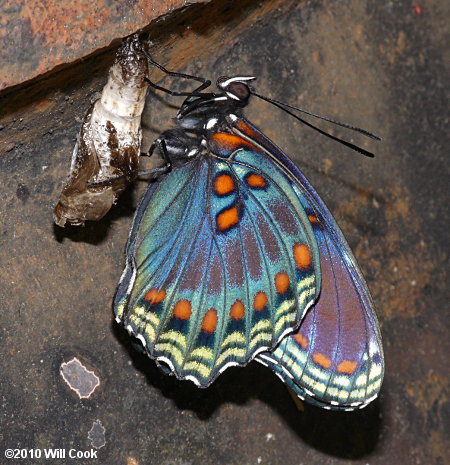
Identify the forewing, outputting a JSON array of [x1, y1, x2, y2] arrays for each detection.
[[230, 118, 384, 409], [258, 217, 384, 410]]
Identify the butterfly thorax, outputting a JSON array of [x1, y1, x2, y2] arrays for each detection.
[[159, 76, 256, 163]]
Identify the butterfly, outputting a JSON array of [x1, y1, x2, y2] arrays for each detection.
[[113, 65, 384, 410]]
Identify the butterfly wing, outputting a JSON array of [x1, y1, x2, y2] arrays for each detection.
[[230, 118, 384, 410], [114, 136, 321, 386], [257, 219, 384, 410]]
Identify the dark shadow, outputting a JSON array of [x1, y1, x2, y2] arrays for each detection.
[[112, 320, 382, 459], [261, 381, 383, 459]]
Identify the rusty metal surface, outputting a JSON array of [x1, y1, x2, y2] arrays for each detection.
[[0, 0, 210, 91], [0, 0, 448, 464], [0, 0, 299, 150]]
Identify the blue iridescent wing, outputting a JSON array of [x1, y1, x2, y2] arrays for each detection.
[[114, 138, 320, 386], [257, 216, 384, 410], [229, 119, 384, 409]]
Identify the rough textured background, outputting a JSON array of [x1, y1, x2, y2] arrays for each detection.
[[0, 0, 211, 90], [0, 0, 448, 464]]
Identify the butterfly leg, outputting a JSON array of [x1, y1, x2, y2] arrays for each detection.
[[143, 50, 217, 113], [138, 138, 172, 177], [144, 76, 212, 99], [143, 49, 212, 96], [87, 140, 171, 187]]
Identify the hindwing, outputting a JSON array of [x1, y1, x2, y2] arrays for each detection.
[[114, 135, 320, 386]]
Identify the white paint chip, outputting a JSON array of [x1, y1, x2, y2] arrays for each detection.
[[88, 419, 106, 449], [60, 357, 100, 399]]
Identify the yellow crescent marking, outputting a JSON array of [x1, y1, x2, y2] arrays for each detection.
[[274, 313, 296, 335], [311, 381, 327, 394], [249, 332, 271, 349], [221, 331, 246, 349], [133, 307, 160, 328], [332, 376, 351, 388], [296, 285, 315, 308], [349, 388, 365, 399], [217, 347, 246, 366], [284, 346, 307, 367], [184, 361, 212, 378], [301, 373, 318, 390], [250, 320, 271, 336], [189, 347, 214, 362], [134, 306, 146, 316], [307, 365, 331, 382], [366, 379, 382, 394], [146, 313, 160, 327], [277, 353, 305, 377], [116, 304, 125, 318], [356, 373, 368, 387], [159, 330, 187, 349], [327, 387, 339, 398], [297, 275, 315, 292], [154, 343, 184, 366], [369, 364, 383, 380], [130, 315, 145, 329], [275, 299, 295, 317], [145, 325, 156, 343]]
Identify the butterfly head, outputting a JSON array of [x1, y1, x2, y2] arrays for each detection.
[[216, 76, 256, 104]]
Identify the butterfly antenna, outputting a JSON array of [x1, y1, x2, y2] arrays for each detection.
[[252, 91, 380, 157], [253, 91, 381, 140], [252, 92, 375, 158]]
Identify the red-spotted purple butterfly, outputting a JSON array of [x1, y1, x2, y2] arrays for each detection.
[[114, 59, 384, 411]]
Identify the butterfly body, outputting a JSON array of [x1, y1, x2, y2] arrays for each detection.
[[115, 76, 384, 408]]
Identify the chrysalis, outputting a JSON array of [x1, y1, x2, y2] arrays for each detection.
[[54, 35, 149, 227]]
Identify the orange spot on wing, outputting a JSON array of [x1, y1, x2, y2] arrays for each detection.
[[246, 173, 266, 188], [211, 133, 247, 151], [293, 243, 312, 271], [230, 300, 245, 320], [201, 309, 218, 334], [216, 206, 239, 231], [275, 272, 290, 294], [308, 215, 319, 223], [293, 333, 308, 349], [253, 291, 268, 311], [235, 120, 259, 138], [312, 353, 332, 369], [337, 360, 358, 375], [173, 300, 192, 320], [209, 132, 259, 156], [214, 173, 235, 195], [144, 288, 166, 304]]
